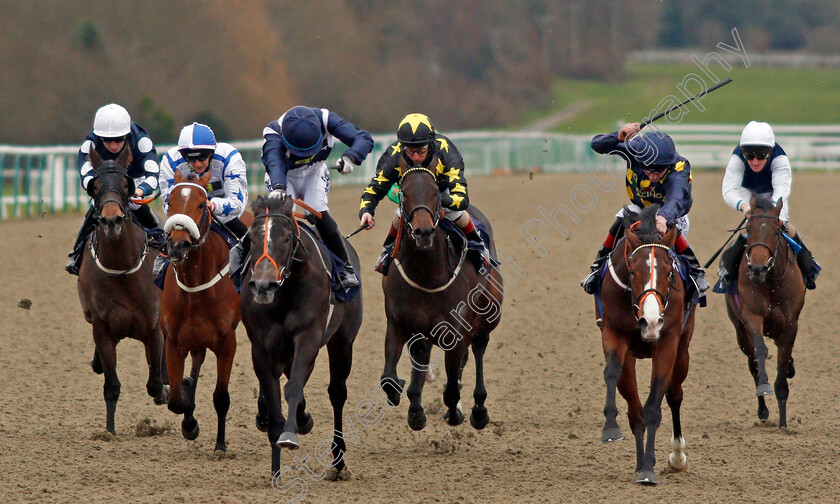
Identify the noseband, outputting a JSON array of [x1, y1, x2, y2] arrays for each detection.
[[626, 243, 676, 321], [399, 167, 443, 238], [251, 207, 304, 286], [166, 182, 212, 253], [744, 214, 783, 273], [92, 165, 133, 222]]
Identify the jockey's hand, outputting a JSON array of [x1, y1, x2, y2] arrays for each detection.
[[269, 187, 287, 201], [334, 155, 356, 175], [134, 188, 145, 199], [208, 199, 218, 214], [618, 122, 641, 141], [739, 202, 752, 218], [360, 212, 375, 230], [655, 214, 668, 235]]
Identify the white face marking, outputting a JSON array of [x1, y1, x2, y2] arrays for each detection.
[[180, 187, 192, 201], [641, 252, 660, 323]]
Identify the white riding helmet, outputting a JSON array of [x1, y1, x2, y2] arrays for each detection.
[[739, 121, 775, 148], [93, 103, 131, 138]]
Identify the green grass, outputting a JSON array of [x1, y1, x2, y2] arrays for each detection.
[[537, 64, 840, 134]]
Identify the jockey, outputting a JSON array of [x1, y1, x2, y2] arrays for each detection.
[[718, 121, 819, 290], [262, 105, 373, 289], [581, 122, 709, 297], [65, 103, 162, 275], [358, 113, 490, 273]]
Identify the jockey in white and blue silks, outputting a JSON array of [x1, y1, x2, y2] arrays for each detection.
[[65, 103, 162, 275], [717, 121, 819, 290], [261, 106, 374, 289]]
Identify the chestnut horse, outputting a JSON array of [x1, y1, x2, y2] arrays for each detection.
[[77, 148, 168, 433], [725, 195, 805, 428], [380, 156, 504, 432], [160, 170, 248, 453], [597, 205, 696, 485], [241, 195, 363, 478]]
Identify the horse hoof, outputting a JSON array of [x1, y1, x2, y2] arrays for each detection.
[[758, 405, 769, 420], [255, 413, 269, 433], [214, 443, 227, 454], [635, 470, 658, 485], [469, 407, 489, 430], [407, 409, 427, 431], [298, 413, 314, 435], [426, 367, 439, 383], [601, 427, 624, 443], [755, 383, 773, 396], [154, 385, 170, 405], [326, 467, 351, 481], [668, 453, 687, 472], [276, 432, 300, 450], [443, 407, 465, 426], [90, 358, 103, 375], [181, 418, 200, 440]]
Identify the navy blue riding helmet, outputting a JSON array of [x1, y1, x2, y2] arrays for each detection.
[[281, 106, 324, 158], [627, 133, 678, 171]]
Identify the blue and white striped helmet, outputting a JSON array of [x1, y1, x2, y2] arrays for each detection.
[[178, 122, 216, 159]]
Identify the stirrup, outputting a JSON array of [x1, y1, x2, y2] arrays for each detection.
[[339, 266, 360, 288], [65, 255, 80, 275], [581, 270, 599, 294]]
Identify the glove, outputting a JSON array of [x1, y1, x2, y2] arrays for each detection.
[[269, 187, 287, 200], [208, 199, 218, 214], [335, 155, 356, 175]]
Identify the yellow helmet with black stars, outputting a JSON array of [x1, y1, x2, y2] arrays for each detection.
[[397, 113, 436, 146]]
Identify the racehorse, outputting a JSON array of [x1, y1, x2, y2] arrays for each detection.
[[597, 205, 696, 485], [77, 147, 168, 434], [241, 195, 363, 478], [160, 170, 246, 453], [380, 155, 504, 432], [725, 195, 805, 428]]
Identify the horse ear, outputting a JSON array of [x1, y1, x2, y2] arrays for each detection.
[[117, 144, 131, 168], [626, 228, 641, 249], [173, 170, 184, 184], [89, 148, 102, 169], [773, 198, 783, 216], [397, 151, 409, 173], [749, 194, 758, 208], [198, 171, 212, 189], [661, 226, 677, 248]]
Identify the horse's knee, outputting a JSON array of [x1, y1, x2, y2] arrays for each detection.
[[103, 380, 121, 402], [213, 389, 231, 413]]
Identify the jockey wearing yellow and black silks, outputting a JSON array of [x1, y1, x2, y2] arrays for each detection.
[[358, 113, 488, 273], [581, 122, 709, 297]]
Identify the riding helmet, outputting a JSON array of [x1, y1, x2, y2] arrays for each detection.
[[281, 106, 324, 158], [93, 103, 131, 138], [397, 113, 436, 146]]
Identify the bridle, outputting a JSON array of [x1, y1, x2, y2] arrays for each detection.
[[744, 214, 784, 274], [251, 207, 305, 286], [399, 166, 443, 239], [166, 182, 212, 255], [625, 242, 677, 321]]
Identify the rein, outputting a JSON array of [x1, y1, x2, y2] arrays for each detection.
[[744, 214, 789, 279], [89, 164, 146, 276], [251, 207, 303, 286]]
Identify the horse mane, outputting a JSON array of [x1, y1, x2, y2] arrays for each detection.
[[251, 194, 293, 215], [753, 194, 775, 211], [622, 204, 661, 243]]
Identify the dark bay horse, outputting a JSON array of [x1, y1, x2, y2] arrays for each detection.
[[597, 205, 696, 485], [77, 147, 168, 434], [160, 170, 244, 453], [241, 195, 363, 479], [725, 195, 805, 428], [380, 157, 504, 432]]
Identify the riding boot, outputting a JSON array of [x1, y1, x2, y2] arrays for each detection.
[[228, 235, 251, 289], [316, 212, 360, 289], [376, 233, 397, 275], [680, 245, 710, 293], [791, 233, 819, 290], [133, 205, 165, 250], [718, 233, 747, 288], [153, 254, 169, 290], [65, 206, 97, 275], [580, 245, 611, 295], [463, 226, 491, 265]]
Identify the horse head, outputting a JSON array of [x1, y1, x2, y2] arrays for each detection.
[[88, 148, 134, 239], [744, 194, 784, 284], [164, 170, 212, 265], [624, 206, 679, 342], [248, 194, 300, 304], [398, 154, 442, 252]]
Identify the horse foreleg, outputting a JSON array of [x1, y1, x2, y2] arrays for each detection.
[[743, 313, 772, 397], [636, 342, 678, 486], [380, 325, 406, 406], [443, 344, 466, 426], [144, 327, 168, 405], [601, 329, 629, 443], [666, 343, 690, 472], [278, 338, 319, 450], [616, 356, 642, 467], [325, 332, 354, 480], [94, 331, 120, 434], [469, 333, 490, 430], [774, 328, 797, 429], [179, 348, 206, 440], [252, 344, 285, 476], [212, 334, 236, 453], [406, 337, 431, 431]]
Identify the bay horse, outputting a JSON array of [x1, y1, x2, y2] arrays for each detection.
[[725, 195, 805, 428], [380, 156, 504, 432], [241, 195, 363, 479], [597, 205, 696, 485], [77, 147, 168, 434], [160, 170, 246, 453]]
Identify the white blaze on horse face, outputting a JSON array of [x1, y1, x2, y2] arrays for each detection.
[[641, 251, 664, 340]]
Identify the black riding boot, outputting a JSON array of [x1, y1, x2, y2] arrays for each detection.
[[133, 205, 165, 249], [718, 233, 747, 287], [680, 245, 709, 293], [376, 233, 397, 275], [791, 233, 818, 290], [65, 206, 98, 275], [316, 212, 359, 289], [580, 245, 611, 295], [463, 226, 491, 264], [225, 218, 251, 291]]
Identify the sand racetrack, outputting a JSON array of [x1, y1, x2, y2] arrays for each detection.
[[2, 171, 839, 504]]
